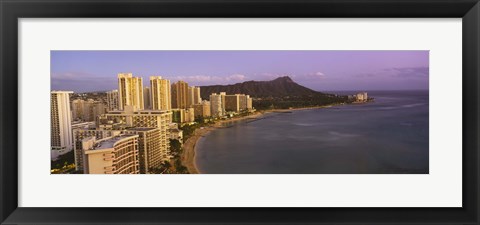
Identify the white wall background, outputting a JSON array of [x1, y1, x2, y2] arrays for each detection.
[[19, 18, 462, 207]]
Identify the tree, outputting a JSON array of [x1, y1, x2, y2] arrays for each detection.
[[169, 139, 182, 157]]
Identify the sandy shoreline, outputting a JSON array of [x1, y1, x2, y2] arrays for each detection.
[[180, 104, 346, 174], [180, 112, 265, 174]]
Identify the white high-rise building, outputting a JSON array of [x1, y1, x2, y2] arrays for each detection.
[[51, 91, 73, 159], [150, 76, 171, 110], [210, 92, 226, 117], [98, 106, 172, 161], [187, 86, 202, 107], [82, 135, 140, 174], [117, 73, 144, 110]]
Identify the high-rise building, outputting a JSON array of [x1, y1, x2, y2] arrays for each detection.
[[187, 86, 202, 107], [106, 90, 119, 111], [150, 76, 171, 110], [246, 95, 253, 110], [184, 107, 195, 123], [187, 86, 195, 107], [225, 94, 241, 112], [193, 100, 211, 118], [210, 92, 226, 117], [239, 95, 247, 111], [71, 99, 85, 121], [51, 91, 73, 159], [82, 135, 140, 174], [144, 87, 151, 110], [73, 128, 121, 171], [98, 106, 172, 161], [171, 108, 185, 123], [355, 92, 368, 102], [117, 73, 144, 110], [236, 94, 252, 111], [171, 81, 188, 109], [124, 127, 166, 173], [193, 86, 202, 105], [71, 99, 106, 122]]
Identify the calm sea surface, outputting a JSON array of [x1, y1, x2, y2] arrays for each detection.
[[195, 90, 429, 174]]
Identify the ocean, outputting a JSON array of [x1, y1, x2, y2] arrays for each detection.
[[195, 90, 429, 174]]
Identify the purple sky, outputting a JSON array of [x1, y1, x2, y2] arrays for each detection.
[[51, 50, 429, 93]]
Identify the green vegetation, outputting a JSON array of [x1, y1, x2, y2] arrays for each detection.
[[149, 161, 171, 174], [149, 139, 189, 174], [169, 139, 182, 157], [180, 120, 212, 141], [174, 159, 188, 174], [51, 150, 76, 174]]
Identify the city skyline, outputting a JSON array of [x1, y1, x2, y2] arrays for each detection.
[[51, 50, 429, 93], [51, 51, 429, 175]]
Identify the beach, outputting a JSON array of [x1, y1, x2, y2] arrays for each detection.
[[180, 112, 265, 174]]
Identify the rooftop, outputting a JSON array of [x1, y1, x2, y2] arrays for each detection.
[[94, 134, 137, 150], [126, 127, 156, 131]]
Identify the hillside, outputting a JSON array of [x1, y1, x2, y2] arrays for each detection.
[[199, 76, 326, 99]]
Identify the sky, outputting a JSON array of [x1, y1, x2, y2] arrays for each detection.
[[51, 50, 429, 93]]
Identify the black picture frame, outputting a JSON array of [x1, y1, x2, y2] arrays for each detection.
[[1, 0, 479, 224]]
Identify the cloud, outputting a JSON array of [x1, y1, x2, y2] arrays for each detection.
[[226, 74, 246, 81], [303, 71, 326, 80], [167, 73, 247, 85]]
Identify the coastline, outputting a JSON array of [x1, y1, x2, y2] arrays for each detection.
[[180, 103, 349, 174], [180, 111, 265, 174]]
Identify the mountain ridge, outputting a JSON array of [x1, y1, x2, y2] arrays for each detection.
[[199, 76, 326, 99]]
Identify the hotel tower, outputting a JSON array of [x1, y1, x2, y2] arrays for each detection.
[[150, 76, 171, 110], [117, 73, 144, 110], [171, 81, 189, 109], [51, 91, 73, 158]]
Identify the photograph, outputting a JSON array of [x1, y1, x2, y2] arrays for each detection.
[[50, 50, 429, 174]]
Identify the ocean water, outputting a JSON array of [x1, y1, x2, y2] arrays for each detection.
[[195, 90, 429, 174]]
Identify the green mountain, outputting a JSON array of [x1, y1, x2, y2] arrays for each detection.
[[200, 76, 328, 99]]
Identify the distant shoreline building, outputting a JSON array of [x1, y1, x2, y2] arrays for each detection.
[[353, 92, 369, 102], [193, 100, 211, 118], [210, 92, 226, 117], [210, 93, 252, 115]]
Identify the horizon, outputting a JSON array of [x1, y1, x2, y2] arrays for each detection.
[[51, 50, 429, 92], [57, 75, 429, 94]]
